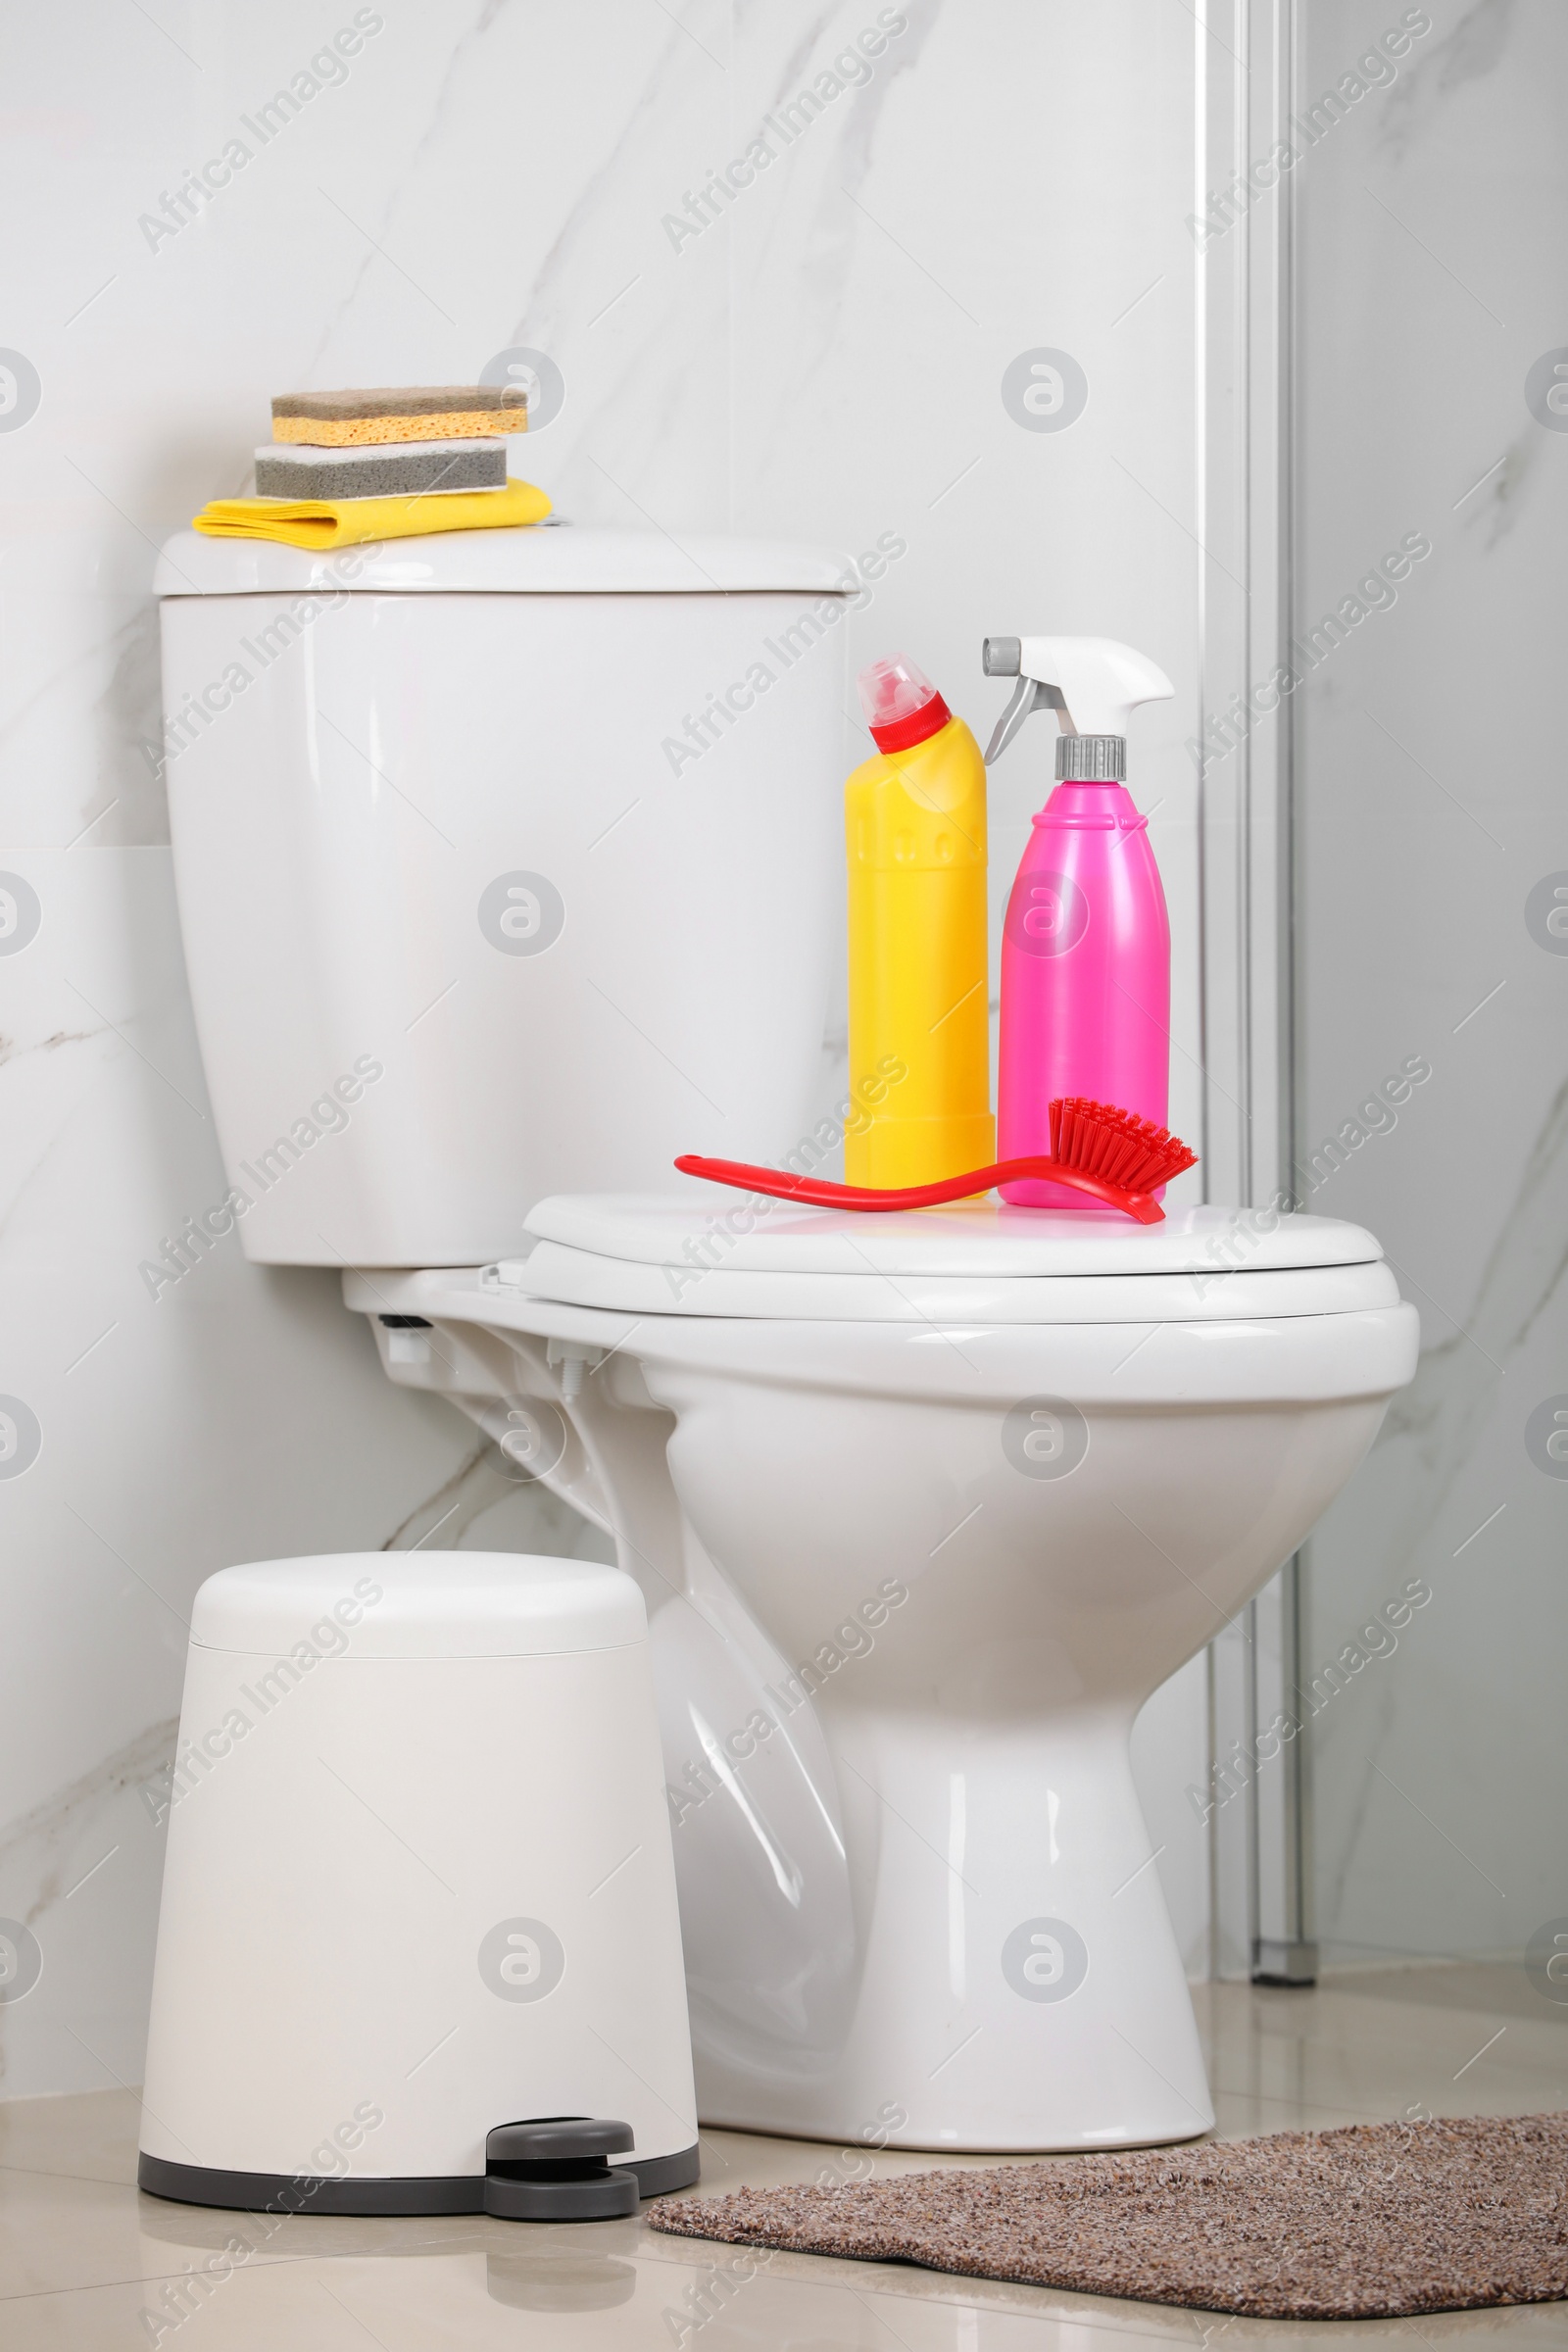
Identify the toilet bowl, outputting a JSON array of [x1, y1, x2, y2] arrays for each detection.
[[346, 1194, 1418, 2150]]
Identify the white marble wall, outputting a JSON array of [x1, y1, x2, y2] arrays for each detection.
[[1291, 0, 1568, 1967], [1, 0, 1214, 2098]]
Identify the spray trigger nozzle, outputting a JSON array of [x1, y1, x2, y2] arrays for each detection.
[[984, 678, 1072, 765], [980, 635, 1176, 768]]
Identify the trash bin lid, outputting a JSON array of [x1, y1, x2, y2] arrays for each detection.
[[189, 1552, 645, 1658]]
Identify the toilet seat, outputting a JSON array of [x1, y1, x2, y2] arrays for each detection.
[[503, 1194, 1400, 1326]]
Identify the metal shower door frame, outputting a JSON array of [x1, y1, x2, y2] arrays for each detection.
[[1194, 0, 1315, 1985]]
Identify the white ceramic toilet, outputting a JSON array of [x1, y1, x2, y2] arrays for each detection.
[[157, 522, 1419, 2154]]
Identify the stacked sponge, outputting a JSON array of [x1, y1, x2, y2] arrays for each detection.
[[194, 383, 552, 548], [257, 384, 528, 500]]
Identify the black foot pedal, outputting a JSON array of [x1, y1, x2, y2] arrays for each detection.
[[483, 2117, 639, 2221]]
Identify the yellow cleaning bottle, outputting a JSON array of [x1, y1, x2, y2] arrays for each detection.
[[845, 655, 994, 1187]]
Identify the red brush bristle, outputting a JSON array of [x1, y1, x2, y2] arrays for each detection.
[[1049, 1097, 1198, 1194]]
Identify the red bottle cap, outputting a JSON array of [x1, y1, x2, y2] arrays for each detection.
[[858, 654, 952, 753]]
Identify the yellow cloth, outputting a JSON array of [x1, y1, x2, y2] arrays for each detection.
[[192, 475, 552, 550]]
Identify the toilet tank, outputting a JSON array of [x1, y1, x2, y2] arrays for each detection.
[[154, 527, 850, 1265]]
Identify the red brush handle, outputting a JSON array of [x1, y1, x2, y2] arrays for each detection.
[[674, 1154, 1166, 1224]]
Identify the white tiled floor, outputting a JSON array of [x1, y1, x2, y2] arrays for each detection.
[[2, 1970, 1565, 2347]]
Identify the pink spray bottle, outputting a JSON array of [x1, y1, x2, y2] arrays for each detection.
[[984, 636, 1176, 1207]]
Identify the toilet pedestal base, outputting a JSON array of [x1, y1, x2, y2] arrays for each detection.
[[694, 1706, 1214, 2153]]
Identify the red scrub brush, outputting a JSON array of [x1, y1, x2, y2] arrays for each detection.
[[676, 1097, 1197, 1225]]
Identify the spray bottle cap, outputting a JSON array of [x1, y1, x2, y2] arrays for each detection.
[[981, 636, 1174, 777], [858, 654, 952, 753]]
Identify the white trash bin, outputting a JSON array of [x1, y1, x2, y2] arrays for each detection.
[[138, 1553, 698, 2218]]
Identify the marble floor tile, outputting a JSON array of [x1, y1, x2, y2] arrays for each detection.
[[2, 1970, 1564, 2349]]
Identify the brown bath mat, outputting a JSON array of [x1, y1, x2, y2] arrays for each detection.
[[651, 2114, 1568, 2320]]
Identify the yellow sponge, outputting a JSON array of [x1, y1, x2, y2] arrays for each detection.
[[271, 386, 528, 446]]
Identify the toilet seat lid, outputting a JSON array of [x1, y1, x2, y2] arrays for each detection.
[[506, 1195, 1394, 1323]]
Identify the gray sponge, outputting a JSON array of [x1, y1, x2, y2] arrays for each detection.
[[254, 438, 508, 501]]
